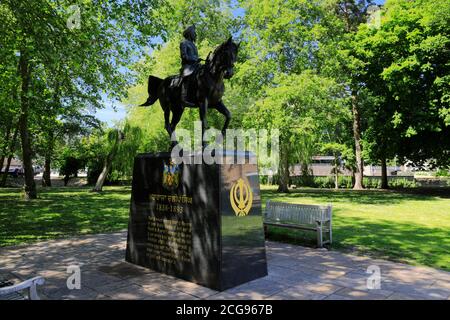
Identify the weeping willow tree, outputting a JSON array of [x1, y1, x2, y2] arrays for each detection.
[[294, 130, 317, 185], [244, 71, 347, 193], [92, 122, 142, 192]]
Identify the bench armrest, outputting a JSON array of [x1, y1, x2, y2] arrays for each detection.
[[0, 276, 45, 300]]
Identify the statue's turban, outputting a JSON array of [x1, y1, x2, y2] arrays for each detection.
[[183, 25, 196, 39]]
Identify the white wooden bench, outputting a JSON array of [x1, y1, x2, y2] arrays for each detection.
[[0, 276, 45, 300], [264, 200, 332, 247]]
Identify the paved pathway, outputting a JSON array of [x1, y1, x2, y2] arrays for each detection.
[[1, 232, 449, 300]]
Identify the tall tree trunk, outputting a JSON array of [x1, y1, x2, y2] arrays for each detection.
[[1, 155, 14, 187], [340, 2, 366, 190], [0, 156, 4, 176], [277, 144, 290, 193], [0, 124, 19, 187], [42, 155, 52, 187], [92, 132, 120, 192], [380, 156, 388, 189], [18, 49, 37, 200], [92, 159, 113, 192], [334, 153, 339, 189], [42, 74, 61, 188], [352, 92, 364, 190], [42, 131, 54, 187], [0, 121, 12, 175]]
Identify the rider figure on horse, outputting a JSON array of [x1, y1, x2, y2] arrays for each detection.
[[179, 25, 200, 107]]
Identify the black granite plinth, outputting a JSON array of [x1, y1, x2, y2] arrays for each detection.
[[125, 151, 268, 291]]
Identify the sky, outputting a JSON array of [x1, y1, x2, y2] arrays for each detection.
[[95, 0, 386, 126], [94, 95, 128, 126]]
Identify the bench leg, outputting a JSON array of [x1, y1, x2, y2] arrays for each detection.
[[316, 222, 323, 248], [28, 283, 40, 300], [329, 222, 332, 245]]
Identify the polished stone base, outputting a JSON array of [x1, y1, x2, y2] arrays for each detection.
[[125, 152, 268, 291]]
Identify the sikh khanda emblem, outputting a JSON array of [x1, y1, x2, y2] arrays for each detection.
[[162, 160, 180, 191], [230, 178, 253, 216]]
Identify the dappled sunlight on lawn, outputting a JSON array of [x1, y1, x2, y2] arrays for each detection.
[[260, 186, 450, 271], [0, 186, 131, 246], [0, 185, 449, 271]]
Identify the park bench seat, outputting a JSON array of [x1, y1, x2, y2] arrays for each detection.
[[0, 276, 45, 300], [264, 200, 332, 247]]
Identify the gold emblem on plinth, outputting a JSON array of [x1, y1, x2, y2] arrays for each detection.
[[162, 159, 180, 191], [230, 178, 253, 216]]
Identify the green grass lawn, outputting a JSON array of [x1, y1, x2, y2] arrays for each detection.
[[0, 185, 449, 271], [261, 186, 450, 271], [0, 186, 131, 246]]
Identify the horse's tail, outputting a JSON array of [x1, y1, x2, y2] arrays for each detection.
[[140, 75, 163, 106]]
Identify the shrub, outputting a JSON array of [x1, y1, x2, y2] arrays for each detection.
[[259, 175, 278, 185], [296, 175, 316, 187], [292, 176, 353, 189], [315, 177, 333, 188], [435, 169, 449, 177], [262, 175, 418, 189], [389, 178, 417, 188], [338, 176, 353, 188], [363, 177, 382, 189], [59, 156, 85, 186]]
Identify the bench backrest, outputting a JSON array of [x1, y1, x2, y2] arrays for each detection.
[[264, 201, 331, 225], [0, 276, 45, 300]]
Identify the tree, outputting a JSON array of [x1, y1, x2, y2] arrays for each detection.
[[237, 0, 352, 192], [92, 129, 124, 192], [352, 0, 450, 187], [329, 0, 375, 190], [2, 0, 164, 198], [59, 156, 84, 186], [244, 71, 347, 192], [382, 0, 449, 169], [35, 112, 100, 187], [0, 4, 20, 181], [91, 122, 143, 192], [0, 124, 19, 187]]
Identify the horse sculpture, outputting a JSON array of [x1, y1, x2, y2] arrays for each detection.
[[140, 37, 239, 147]]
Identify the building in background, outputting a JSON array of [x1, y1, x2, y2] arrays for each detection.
[[290, 156, 414, 178]]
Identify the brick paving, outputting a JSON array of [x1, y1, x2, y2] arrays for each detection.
[[1, 232, 449, 300]]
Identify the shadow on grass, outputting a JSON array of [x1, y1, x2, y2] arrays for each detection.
[[40, 186, 132, 195], [0, 187, 131, 246], [261, 187, 450, 205], [1, 186, 449, 272]]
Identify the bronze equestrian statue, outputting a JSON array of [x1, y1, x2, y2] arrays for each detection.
[[179, 25, 200, 107], [140, 26, 239, 146]]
